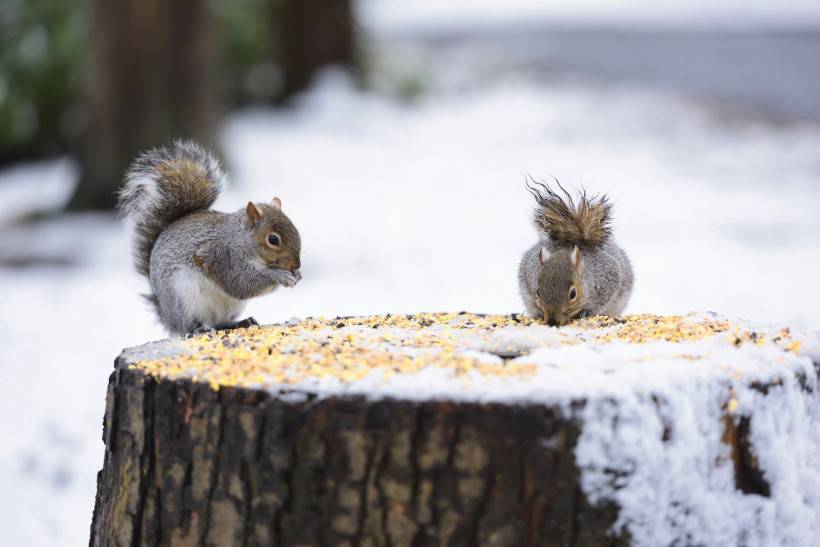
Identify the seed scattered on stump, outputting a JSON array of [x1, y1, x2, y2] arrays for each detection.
[[131, 313, 803, 391]]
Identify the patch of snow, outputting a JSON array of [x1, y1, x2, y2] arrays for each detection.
[[224, 73, 820, 329], [576, 359, 820, 546], [0, 158, 77, 225], [361, 0, 820, 34]]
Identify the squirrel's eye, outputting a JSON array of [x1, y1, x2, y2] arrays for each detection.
[[266, 233, 281, 247], [569, 287, 577, 300]]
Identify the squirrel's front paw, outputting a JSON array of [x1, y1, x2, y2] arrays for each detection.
[[275, 270, 300, 288]]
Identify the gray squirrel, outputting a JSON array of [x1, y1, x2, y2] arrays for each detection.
[[519, 179, 633, 326], [118, 140, 302, 335]]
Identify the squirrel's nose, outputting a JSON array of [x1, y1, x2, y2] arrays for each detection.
[[546, 315, 558, 327]]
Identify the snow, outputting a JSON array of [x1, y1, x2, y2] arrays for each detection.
[[2, 23, 820, 546], [360, 0, 820, 33], [575, 341, 820, 547], [0, 159, 77, 226]]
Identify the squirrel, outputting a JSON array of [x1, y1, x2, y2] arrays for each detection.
[[118, 140, 302, 335], [518, 178, 633, 326]]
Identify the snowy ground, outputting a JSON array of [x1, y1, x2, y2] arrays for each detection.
[[3, 13, 820, 546], [361, 0, 820, 31]]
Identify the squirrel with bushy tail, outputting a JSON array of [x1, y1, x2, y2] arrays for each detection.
[[519, 179, 633, 326], [118, 140, 302, 335]]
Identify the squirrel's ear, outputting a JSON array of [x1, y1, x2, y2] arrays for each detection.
[[539, 246, 550, 265], [246, 201, 263, 225], [271, 197, 282, 209], [570, 246, 582, 269]]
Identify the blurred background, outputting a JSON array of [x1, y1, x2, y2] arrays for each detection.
[[1, 0, 819, 543]]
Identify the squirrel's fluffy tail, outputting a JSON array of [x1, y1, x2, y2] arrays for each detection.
[[527, 177, 612, 247], [118, 140, 225, 276]]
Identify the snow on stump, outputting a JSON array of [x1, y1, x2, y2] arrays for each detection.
[[90, 313, 820, 546]]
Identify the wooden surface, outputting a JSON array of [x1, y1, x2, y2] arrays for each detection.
[[90, 363, 626, 546]]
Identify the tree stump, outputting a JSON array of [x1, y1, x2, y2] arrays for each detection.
[[90, 313, 820, 546]]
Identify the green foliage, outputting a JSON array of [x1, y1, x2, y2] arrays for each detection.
[[394, 73, 428, 103], [363, 47, 431, 104], [0, 0, 87, 163], [0, 0, 287, 164], [214, 0, 283, 105]]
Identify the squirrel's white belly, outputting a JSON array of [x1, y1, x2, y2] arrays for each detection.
[[172, 268, 245, 327]]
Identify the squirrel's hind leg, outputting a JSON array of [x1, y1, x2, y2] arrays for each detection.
[[187, 324, 213, 336], [187, 317, 259, 336], [215, 317, 260, 331]]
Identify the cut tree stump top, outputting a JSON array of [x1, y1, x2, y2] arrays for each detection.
[[121, 312, 816, 402], [99, 312, 820, 546]]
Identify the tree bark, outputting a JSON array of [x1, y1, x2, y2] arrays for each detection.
[[70, 0, 219, 211], [277, 0, 356, 100], [90, 362, 627, 547]]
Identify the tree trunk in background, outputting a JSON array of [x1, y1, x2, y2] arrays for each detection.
[[278, 0, 356, 100], [69, 0, 219, 211], [90, 365, 627, 546]]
